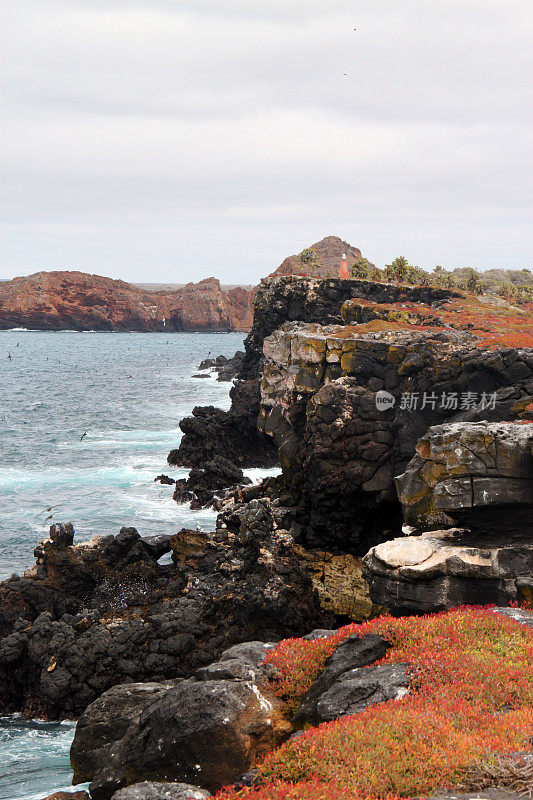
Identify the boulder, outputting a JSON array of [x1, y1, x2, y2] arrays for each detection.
[[293, 633, 389, 725], [195, 641, 277, 682], [119, 679, 289, 792], [363, 531, 533, 614], [76, 673, 291, 799], [110, 783, 210, 800], [71, 640, 285, 798], [49, 522, 75, 548], [311, 663, 410, 724], [71, 681, 173, 783], [172, 456, 251, 509]]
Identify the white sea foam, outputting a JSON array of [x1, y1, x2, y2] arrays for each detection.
[[244, 467, 282, 483], [0, 465, 161, 491]]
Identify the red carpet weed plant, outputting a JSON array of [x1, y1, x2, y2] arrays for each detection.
[[217, 607, 533, 800]]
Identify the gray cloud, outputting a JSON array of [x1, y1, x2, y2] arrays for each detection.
[[2, 0, 532, 282]]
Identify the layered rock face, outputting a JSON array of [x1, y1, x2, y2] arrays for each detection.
[[364, 528, 533, 614], [171, 275, 460, 468], [363, 421, 533, 613], [395, 421, 533, 535], [258, 321, 533, 552], [0, 272, 253, 332]]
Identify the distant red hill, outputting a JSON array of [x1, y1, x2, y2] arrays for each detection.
[[0, 271, 253, 332]]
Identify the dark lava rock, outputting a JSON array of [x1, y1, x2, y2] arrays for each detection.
[[154, 475, 176, 486], [198, 351, 244, 382], [0, 516, 332, 718], [75, 674, 291, 799], [71, 640, 283, 798], [172, 455, 251, 509], [195, 641, 276, 682], [258, 316, 533, 552], [139, 534, 173, 560], [175, 275, 455, 471], [49, 522, 75, 549], [292, 633, 389, 725], [111, 784, 210, 800], [119, 679, 285, 792], [168, 380, 278, 469], [311, 663, 410, 723], [71, 681, 173, 784], [302, 629, 337, 640]]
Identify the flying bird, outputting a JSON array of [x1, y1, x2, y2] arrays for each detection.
[[80, 431, 88, 441]]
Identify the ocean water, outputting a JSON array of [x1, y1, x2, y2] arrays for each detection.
[[0, 330, 278, 800]]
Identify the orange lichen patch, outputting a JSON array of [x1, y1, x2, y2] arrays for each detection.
[[341, 292, 533, 350]]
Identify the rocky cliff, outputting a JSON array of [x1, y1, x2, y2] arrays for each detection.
[[0, 271, 253, 332], [171, 273, 456, 468], [1, 271, 532, 729], [258, 318, 533, 553]]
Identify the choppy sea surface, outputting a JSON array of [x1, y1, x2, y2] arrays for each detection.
[[0, 330, 276, 800]]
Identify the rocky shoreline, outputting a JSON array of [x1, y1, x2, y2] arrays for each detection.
[[2, 272, 532, 799]]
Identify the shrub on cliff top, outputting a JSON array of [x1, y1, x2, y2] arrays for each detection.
[[217, 607, 533, 800]]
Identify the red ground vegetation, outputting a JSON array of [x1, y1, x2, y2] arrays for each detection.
[[217, 607, 533, 800], [345, 292, 533, 349]]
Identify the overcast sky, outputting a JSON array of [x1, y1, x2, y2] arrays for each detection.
[[2, 0, 532, 283]]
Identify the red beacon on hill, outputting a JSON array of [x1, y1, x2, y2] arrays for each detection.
[[339, 252, 350, 279]]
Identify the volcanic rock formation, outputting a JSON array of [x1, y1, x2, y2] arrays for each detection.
[[171, 274, 460, 470], [395, 421, 533, 535], [0, 519, 335, 718], [363, 421, 533, 613], [70, 629, 405, 798], [0, 272, 253, 332], [258, 319, 533, 552]]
